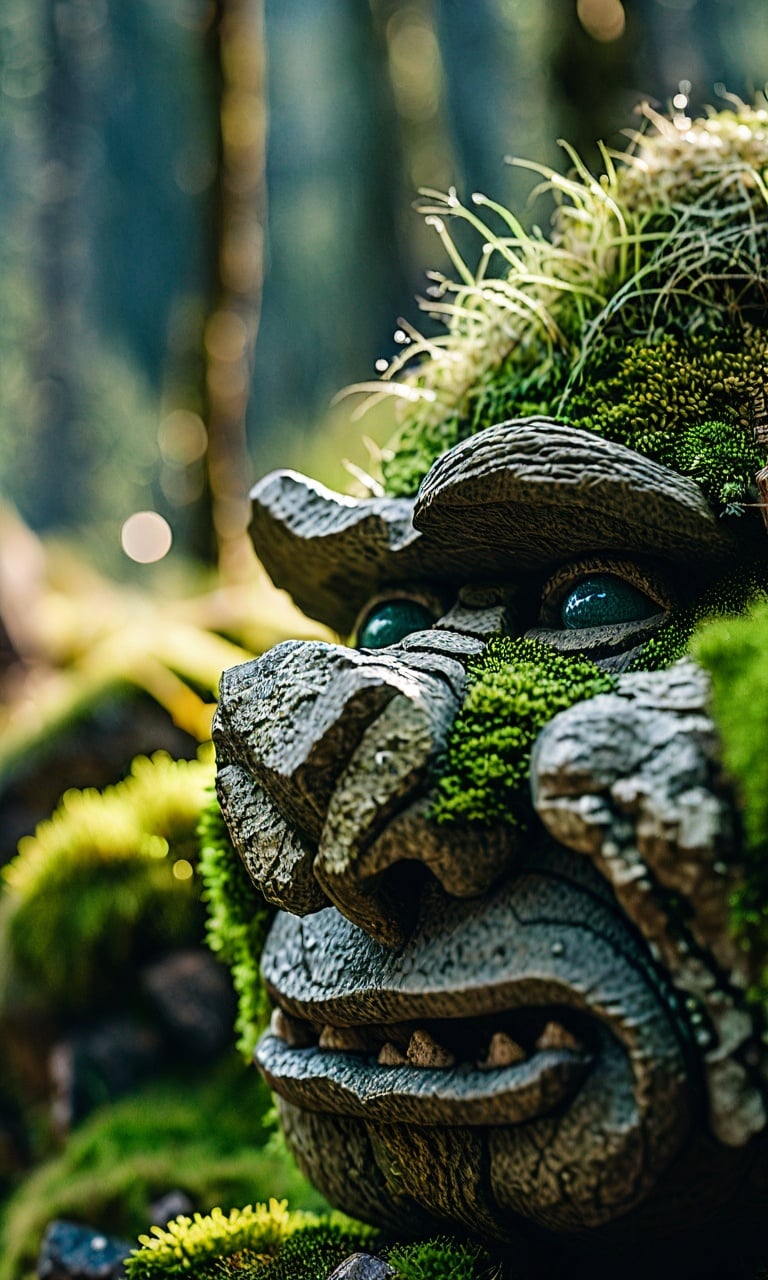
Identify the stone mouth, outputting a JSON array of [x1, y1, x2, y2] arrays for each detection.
[[256, 1001, 593, 1126]]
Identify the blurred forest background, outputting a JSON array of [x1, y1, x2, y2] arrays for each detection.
[[1, 4, 768, 1273], [1, 0, 768, 581]]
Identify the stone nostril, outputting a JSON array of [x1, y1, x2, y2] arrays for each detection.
[[315, 798, 517, 947]]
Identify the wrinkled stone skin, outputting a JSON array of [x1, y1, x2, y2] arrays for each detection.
[[214, 421, 768, 1278]]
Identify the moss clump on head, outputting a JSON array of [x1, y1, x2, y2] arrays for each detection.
[[431, 637, 616, 828], [691, 600, 768, 1008], [353, 104, 768, 498], [127, 1201, 372, 1280], [0, 752, 212, 1017], [199, 793, 274, 1059], [561, 331, 768, 512]]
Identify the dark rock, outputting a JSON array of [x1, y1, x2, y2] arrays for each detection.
[[49, 1018, 165, 1133], [140, 948, 236, 1058], [327, 1254, 394, 1280], [148, 1189, 194, 1226], [37, 1220, 132, 1280]]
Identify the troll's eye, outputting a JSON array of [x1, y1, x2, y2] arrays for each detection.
[[561, 575, 659, 630], [356, 598, 437, 649]]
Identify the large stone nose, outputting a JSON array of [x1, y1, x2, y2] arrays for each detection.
[[214, 635, 515, 945]]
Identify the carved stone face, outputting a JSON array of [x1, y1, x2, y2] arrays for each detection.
[[214, 420, 768, 1262]]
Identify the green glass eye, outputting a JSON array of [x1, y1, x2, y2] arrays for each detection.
[[561, 575, 659, 630], [357, 599, 436, 649]]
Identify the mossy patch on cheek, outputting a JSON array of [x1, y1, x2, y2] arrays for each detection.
[[431, 637, 616, 828]]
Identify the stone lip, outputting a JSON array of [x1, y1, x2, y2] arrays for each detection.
[[256, 1031, 590, 1126], [258, 844, 690, 1149]]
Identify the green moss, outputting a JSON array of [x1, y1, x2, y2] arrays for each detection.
[[561, 332, 767, 512], [386, 1236, 492, 1280], [431, 637, 616, 827], [126, 1202, 372, 1280], [198, 795, 274, 1059], [691, 600, 768, 1005], [368, 106, 768, 498], [0, 753, 212, 1018], [0, 1061, 325, 1280], [383, 355, 569, 498], [629, 566, 768, 672]]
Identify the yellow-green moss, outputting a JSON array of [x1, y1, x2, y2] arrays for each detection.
[[386, 1236, 492, 1280], [562, 332, 768, 512], [371, 105, 768, 498], [431, 637, 616, 827], [629, 566, 768, 672], [691, 600, 768, 1007], [0, 752, 212, 1017], [0, 1061, 324, 1280], [127, 1201, 372, 1280], [198, 794, 273, 1059]]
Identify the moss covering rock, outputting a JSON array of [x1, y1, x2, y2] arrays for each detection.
[[361, 104, 768, 498], [0, 1061, 324, 1280], [0, 752, 213, 1019], [431, 637, 616, 828], [692, 600, 768, 1009], [198, 793, 274, 1059]]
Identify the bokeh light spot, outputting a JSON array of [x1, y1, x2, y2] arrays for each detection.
[[577, 0, 626, 42], [172, 858, 194, 881], [120, 512, 173, 564], [158, 410, 208, 465]]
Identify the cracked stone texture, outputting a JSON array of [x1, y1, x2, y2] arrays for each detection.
[[531, 658, 765, 1146], [249, 420, 736, 633]]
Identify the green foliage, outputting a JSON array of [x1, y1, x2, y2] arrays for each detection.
[[0, 1060, 324, 1280], [127, 1200, 299, 1278], [432, 637, 616, 827], [366, 106, 768, 497], [127, 1202, 371, 1280], [0, 753, 213, 1017], [386, 1236, 492, 1280], [692, 600, 768, 1006], [198, 794, 274, 1059], [629, 566, 768, 673], [561, 332, 767, 512]]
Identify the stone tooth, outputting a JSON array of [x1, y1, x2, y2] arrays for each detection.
[[271, 1007, 316, 1048], [478, 1031, 527, 1071], [318, 1024, 371, 1052], [405, 1029, 456, 1069], [378, 1041, 408, 1067], [535, 1021, 583, 1053]]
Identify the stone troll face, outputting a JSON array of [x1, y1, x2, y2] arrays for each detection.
[[213, 108, 768, 1271]]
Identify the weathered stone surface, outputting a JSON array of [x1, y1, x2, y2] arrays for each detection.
[[531, 659, 763, 1146], [37, 1221, 131, 1280], [215, 633, 506, 942], [218, 414, 768, 1259], [250, 471, 426, 633], [327, 1254, 394, 1280], [249, 423, 735, 633], [414, 419, 736, 571]]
